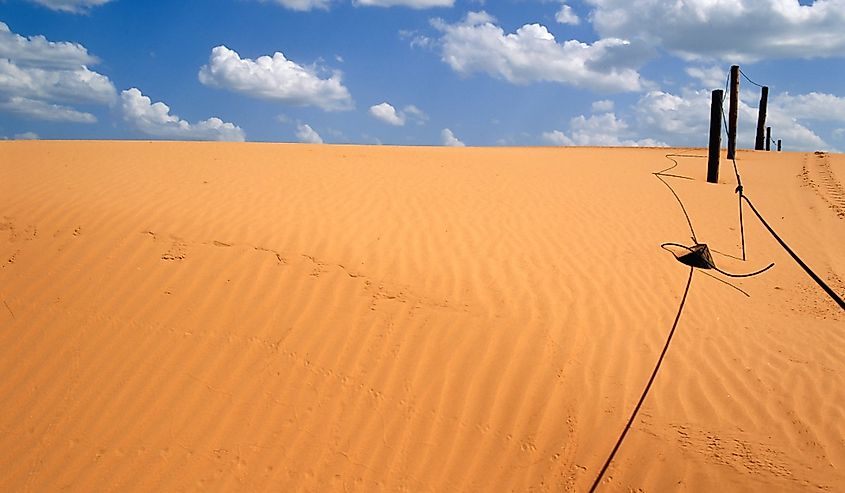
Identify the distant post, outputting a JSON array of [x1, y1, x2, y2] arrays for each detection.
[[766, 127, 771, 151], [708, 89, 723, 184], [777, 139, 782, 152], [755, 86, 769, 150], [727, 65, 740, 160]]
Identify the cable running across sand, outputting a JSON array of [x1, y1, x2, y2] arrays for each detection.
[[593, 70, 843, 487], [593, 101, 845, 486], [589, 153, 755, 491], [652, 154, 701, 243], [719, 67, 845, 310], [588, 267, 694, 493], [660, 242, 773, 278], [741, 195, 845, 310]]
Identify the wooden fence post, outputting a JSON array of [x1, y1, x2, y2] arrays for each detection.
[[755, 86, 769, 150], [708, 89, 723, 184], [777, 139, 782, 151], [766, 127, 771, 151], [727, 65, 740, 160]]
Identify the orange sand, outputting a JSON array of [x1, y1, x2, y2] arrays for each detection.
[[1, 141, 843, 491]]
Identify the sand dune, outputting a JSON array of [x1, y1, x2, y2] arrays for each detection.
[[1, 141, 843, 491]]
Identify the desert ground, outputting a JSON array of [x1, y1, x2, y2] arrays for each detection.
[[1, 141, 843, 491]]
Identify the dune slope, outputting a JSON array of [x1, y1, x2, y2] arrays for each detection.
[[1, 141, 843, 491]]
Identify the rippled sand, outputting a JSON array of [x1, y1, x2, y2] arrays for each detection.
[[1, 141, 842, 491]]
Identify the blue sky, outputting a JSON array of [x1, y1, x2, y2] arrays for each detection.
[[1, 0, 844, 150]]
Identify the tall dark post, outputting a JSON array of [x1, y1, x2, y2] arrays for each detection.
[[727, 65, 740, 160], [777, 139, 782, 151], [708, 89, 723, 184], [755, 86, 769, 150], [766, 127, 771, 151]]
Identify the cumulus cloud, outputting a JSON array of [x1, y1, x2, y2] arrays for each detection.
[[587, 0, 845, 62], [369, 102, 405, 125], [555, 3, 580, 25], [403, 104, 428, 124], [296, 123, 324, 143], [764, 110, 828, 151], [368, 102, 428, 126], [0, 22, 115, 125], [121, 88, 245, 141], [591, 99, 614, 112], [0, 22, 97, 68], [685, 65, 728, 89], [14, 131, 39, 140], [27, 0, 113, 13], [433, 11, 649, 92], [441, 128, 464, 146], [355, 0, 453, 7], [259, 0, 331, 11], [775, 92, 845, 123], [400, 29, 435, 50], [634, 90, 710, 144], [0, 96, 96, 122], [633, 88, 831, 151], [0, 59, 115, 104], [198, 45, 353, 111], [261, 0, 451, 8], [543, 112, 666, 146], [542, 130, 573, 146]]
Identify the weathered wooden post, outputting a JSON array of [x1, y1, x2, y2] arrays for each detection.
[[766, 127, 771, 151], [708, 89, 723, 184], [777, 139, 782, 151], [727, 65, 740, 160], [755, 86, 769, 150]]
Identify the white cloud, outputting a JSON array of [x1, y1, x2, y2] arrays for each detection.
[[261, 0, 452, 8], [27, 0, 113, 13], [355, 0, 453, 7], [763, 103, 829, 151], [403, 104, 428, 124], [368, 102, 428, 126], [0, 21, 97, 68], [591, 99, 614, 112], [369, 102, 405, 126], [296, 123, 324, 143], [400, 30, 435, 50], [433, 11, 649, 92], [634, 90, 710, 145], [0, 22, 115, 125], [0, 96, 96, 123], [543, 112, 666, 146], [569, 113, 629, 142], [555, 3, 580, 25], [775, 92, 845, 123], [632, 88, 831, 151], [441, 128, 465, 146], [120, 88, 245, 142], [14, 131, 39, 140], [542, 130, 573, 146], [587, 0, 845, 62], [198, 45, 353, 111], [685, 65, 728, 89], [260, 0, 331, 11], [0, 59, 115, 104]]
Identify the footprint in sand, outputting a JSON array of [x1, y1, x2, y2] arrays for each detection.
[[161, 240, 187, 261]]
